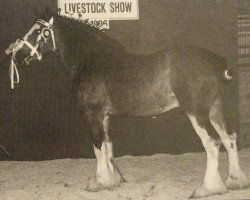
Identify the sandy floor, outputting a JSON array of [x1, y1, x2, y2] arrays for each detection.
[[1, 149, 250, 200]]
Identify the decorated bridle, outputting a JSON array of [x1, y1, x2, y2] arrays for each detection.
[[8, 18, 56, 89]]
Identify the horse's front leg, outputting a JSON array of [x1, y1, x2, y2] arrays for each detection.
[[84, 106, 125, 192]]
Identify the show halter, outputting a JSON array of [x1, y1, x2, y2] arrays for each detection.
[[9, 18, 56, 89]]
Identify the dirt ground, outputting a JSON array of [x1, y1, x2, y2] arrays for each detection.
[[1, 149, 250, 200]]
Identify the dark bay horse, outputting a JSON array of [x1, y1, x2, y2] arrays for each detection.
[[5, 9, 248, 198]]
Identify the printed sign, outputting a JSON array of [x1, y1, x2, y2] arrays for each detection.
[[58, 0, 139, 20]]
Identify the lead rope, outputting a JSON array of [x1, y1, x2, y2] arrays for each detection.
[[10, 58, 20, 90], [9, 40, 20, 89]]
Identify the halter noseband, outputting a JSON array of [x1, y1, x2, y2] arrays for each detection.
[[9, 18, 56, 89]]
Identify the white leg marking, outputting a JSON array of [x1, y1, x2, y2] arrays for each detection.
[[103, 116, 111, 142], [188, 115, 228, 198], [85, 141, 125, 192], [94, 142, 118, 185], [210, 117, 249, 190]]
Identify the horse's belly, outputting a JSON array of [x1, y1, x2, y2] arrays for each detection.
[[132, 95, 179, 117], [110, 82, 180, 117]]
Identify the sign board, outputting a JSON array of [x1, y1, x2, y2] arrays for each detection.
[[58, 0, 139, 20]]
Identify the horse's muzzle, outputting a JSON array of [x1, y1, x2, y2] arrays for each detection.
[[14, 48, 30, 66]]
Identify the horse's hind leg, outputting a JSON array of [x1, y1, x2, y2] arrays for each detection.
[[84, 105, 125, 192], [210, 97, 249, 190], [186, 111, 228, 198]]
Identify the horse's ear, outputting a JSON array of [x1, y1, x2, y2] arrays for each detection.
[[45, 6, 53, 16], [49, 17, 54, 25], [42, 6, 54, 22]]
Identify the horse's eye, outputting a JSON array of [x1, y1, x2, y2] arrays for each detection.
[[43, 29, 51, 38], [37, 30, 41, 34]]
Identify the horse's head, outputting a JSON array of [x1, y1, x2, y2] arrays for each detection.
[[10, 9, 56, 66]]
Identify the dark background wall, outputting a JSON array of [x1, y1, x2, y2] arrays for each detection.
[[0, 0, 239, 160]]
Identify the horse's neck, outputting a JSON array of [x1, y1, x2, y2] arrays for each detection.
[[53, 16, 127, 78], [53, 19, 87, 75]]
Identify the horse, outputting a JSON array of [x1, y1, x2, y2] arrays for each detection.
[[5, 8, 248, 198]]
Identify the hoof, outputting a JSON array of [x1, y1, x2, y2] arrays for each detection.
[[225, 173, 249, 190], [85, 177, 103, 192], [189, 184, 228, 199], [85, 173, 125, 192], [85, 177, 116, 192]]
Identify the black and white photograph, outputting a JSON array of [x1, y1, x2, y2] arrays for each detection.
[[0, 0, 250, 199]]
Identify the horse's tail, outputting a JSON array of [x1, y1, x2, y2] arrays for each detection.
[[222, 68, 233, 81], [217, 56, 233, 82]]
